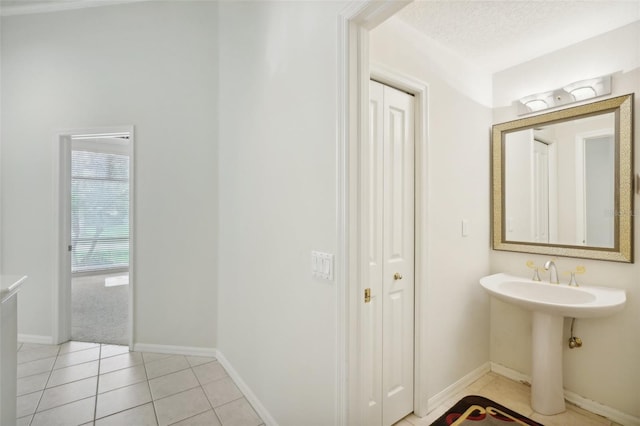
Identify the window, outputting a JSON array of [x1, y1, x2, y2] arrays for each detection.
[[71, 138, 130, 273]]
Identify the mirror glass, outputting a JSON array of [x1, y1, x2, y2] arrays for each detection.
[[492, 94, 634, 262]]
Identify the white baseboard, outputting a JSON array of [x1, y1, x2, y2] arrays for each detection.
[[489, 362, 531, 386], [132, 342, 216, 358], [215, 349, 279, 426], [18, 334, 55, 345], [425, 362, 491, 414], [490, 362, 640, 426]]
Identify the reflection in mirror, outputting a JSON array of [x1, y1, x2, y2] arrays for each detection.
[[492, 94, 634, 262], [504, 113, 615, 247]]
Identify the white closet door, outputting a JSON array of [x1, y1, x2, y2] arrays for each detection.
[[364, 80, 415, 426], [362, 80, 385, 426], [381, 82, 414, 426]]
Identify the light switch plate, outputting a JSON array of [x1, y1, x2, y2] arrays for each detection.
[[462, 219, 470, 237], [311, 251, 334, 281]]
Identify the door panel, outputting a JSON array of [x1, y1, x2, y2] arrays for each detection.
[[382, 84, 414, 426], [364, 80, 415, 426], [363, 80, 385, 425]]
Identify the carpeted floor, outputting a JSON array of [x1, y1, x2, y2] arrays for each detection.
[[71, 273, 129, 345]]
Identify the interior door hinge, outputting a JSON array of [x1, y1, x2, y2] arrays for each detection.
[[364, 288, 371, 303]]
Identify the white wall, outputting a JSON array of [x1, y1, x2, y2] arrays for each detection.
[[217, 2, 346, 425], [370, 18, 492, 407], [1, 1, 218, 349], [492, 21, 640, 419]]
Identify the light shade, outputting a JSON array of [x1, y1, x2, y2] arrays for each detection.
[[517, 75, 612, 115]]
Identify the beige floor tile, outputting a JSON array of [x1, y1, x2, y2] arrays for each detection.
[[95, 402, 157, 426], [54, 347, 101, 370], [17, 391, 42, 418], [59, 341, 100, 354], [392, 420, 414, 426], [98, 364, 147, 394], [47, 360, 99, 388], [400, 413, 423, 425], [202, 377, 243, 408], [466, 372, 498, 393], [186, 355, 217, 368], [99, 351, 143, 374], [37, 376, 98, 412], [100, 344, 130, 359], [19, 343, 57, 352], [192, 361, 228, 385], [17, 357, 56, 379], [475, 376, 534, 417], [17, 372, 50, 396], [142, 352, 173, 364], [145, 355, 190, 380], [171, 409, 222, 426], [531, 406, 611, 426], [16, 415, 33, 426], [214, 398, 262, 426], [154, 387, 212, 426], [31, 397, 96, 426], [149, 368, 200, 400], [17, 345, 61, 364], [95, 381, 152, 419]]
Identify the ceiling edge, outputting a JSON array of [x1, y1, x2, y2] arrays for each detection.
[[1, 0, 151, 17]]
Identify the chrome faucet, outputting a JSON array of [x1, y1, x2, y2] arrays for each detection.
[[544, 260, 559, 284]]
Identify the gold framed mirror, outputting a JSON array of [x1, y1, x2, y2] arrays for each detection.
[[492, 93, 634, 262]]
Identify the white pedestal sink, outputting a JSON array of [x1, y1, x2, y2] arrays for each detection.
[[480, 273, 626, 415]]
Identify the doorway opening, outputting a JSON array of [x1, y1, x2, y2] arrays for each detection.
[[575, 131, 615, 247], [55, 127, 134, 347]]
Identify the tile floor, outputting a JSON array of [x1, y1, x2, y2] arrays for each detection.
[[16, 341, 264, 426], [16, 342, 621, 426], [396, 372, 622, 426]]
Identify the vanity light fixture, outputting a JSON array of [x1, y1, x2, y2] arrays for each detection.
[[517, 75, 612, 115]]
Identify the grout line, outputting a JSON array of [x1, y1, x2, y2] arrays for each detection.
[[29, 344, 62, 424], [93, 344, 102, 423], [193, 364, 218, 422], [141, 349, 160, 426], [93, 401, 153, 423]]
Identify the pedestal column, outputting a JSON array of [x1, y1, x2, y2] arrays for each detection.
[[531, 311, 566, 415]]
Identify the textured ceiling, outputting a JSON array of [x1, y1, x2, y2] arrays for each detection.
[[395, 0, 640, 73]]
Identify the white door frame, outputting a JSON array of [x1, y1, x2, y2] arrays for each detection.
[[52, 125, 135, 348], [338, 2, 428, 424]]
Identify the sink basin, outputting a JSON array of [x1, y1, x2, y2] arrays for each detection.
[[480, 272, 626, 415], [480, 273, 625, 318]]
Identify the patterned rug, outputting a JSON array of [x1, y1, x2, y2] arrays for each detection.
[[430, 395, 543, 425]]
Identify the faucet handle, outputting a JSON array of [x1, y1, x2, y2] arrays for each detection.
[[526, 260, 541, 281], [564, 265, 585, 287], [568, 272, 579, 287], [532, 268, 541, 281]]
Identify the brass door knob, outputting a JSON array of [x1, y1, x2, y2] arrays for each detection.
[[393, 273, 403, 280]]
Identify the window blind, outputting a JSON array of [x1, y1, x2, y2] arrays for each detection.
[[71, 149, 130, 273]]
